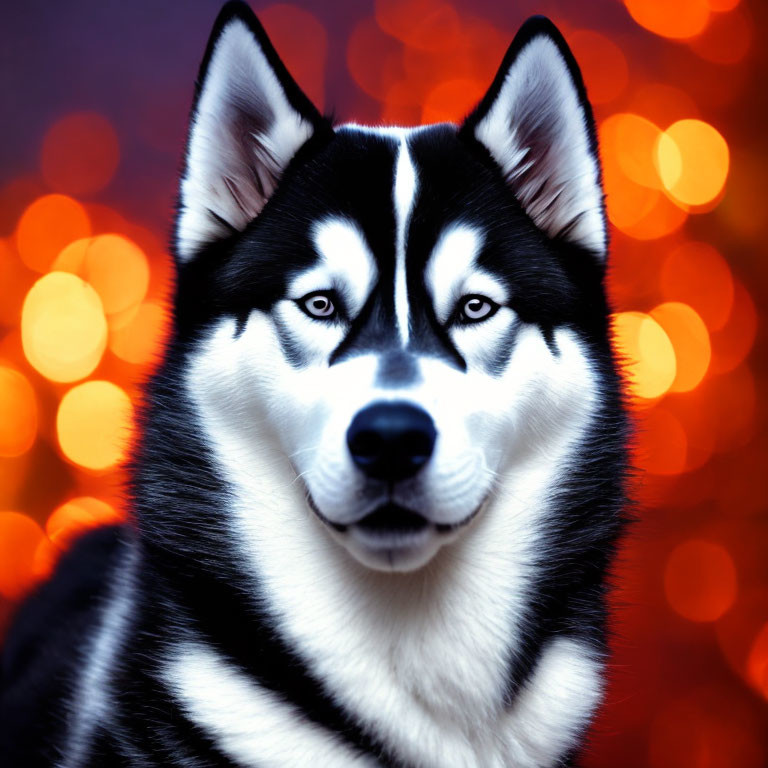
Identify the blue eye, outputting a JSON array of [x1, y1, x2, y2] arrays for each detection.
[[459, 295, 498, 323], [301, 292, 336, 320]]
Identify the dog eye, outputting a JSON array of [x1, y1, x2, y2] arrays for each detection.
[[458, 295, 498, 324], [300, 292, 337, 320]]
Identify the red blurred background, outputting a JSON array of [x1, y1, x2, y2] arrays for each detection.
[[0, 1, 766, 765]]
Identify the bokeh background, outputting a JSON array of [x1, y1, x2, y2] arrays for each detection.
[[0, 0, 766, 764]]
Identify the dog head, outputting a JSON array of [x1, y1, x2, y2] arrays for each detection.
[[174, 3, 611, 572]]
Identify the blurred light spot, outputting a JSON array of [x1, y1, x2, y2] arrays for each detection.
[[619, 190, 688, 240], [375, 0, 447, 45], [635, 406, 687, 475], [718, 149, 767, 239], [15, 194, 91, 273], [40, 112, 120, 196], [649, 691, 765, 768], [0, 238, 33, 327], [660, 242, 734, 331], [708, 279, 757, 374], [613, 312, 676, 400], [51, 236, 91, 274], [569, 30, 629, 104], [347, 17, 403, 100], [57, 381, 132, 471], [109, 301, 168, 365], [669, 392, 716, 472], [689, 7, 751, 64], [747, 623, 768, 700], [707, 0, 739, 9], [657, 119, 729, 207], [395, 2, 462, 52], [0, 453, 31, 508], [665, 540, 737, 622], [81, 234, 150, 316], [710, 364, 756, 453], [0, 366, 37, 457], [260, 5, 327, 109], [624, 0, 710, 39], [0, 177, 44, 238], [651, 302, 711, 392], [0, 511, 45, 600], [629, 82, 699, 126], [21, 272, 107, 383], [600, 115, 689, 239], [421, 78, 485, 123], [32, 535, 60, 582], [46, 496, 122, 550], [603, 113, 664, 188], [381, 81, 421, 125]]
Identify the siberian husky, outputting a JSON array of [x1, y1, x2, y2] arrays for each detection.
[[0, 2, 629, 766]]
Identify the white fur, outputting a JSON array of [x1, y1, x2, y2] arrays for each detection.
[[163, 641, 377, 768], [177, 19, 314, 261], [425, 224, 507, 323], [301, 218, 378, 313], [59, 543, 137, 768], [393, 138, 418, 344], [473, 35, 606, 257], [185, 309, 602, 765]]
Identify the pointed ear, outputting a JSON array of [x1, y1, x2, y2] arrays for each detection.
[[176, 1, 329, 262], [460, 17, 607, 260]]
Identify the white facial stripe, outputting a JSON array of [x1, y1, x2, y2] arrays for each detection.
[[425, 224, 506, 323], [289, 218, 377, 315], [163, 641, 375, 768], [393, 139, 418, 344]]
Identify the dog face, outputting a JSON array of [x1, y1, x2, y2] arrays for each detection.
[[175, 7, 610, 572]]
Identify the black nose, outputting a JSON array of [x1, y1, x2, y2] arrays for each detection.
[[347, 402, 436, 482]]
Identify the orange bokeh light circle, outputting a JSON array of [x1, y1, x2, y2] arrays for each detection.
[[40, 112, 120, 196], [46, 496, 122, 550], [109, 301, 168, 365], [664, 539, 737, 622], [600, 113, 689, 239], [746, 623, 768, 700], [657, 119, 730, 207], [613, 311, 676, 401], [650, 302, 711, 392], [0, 366, 37, 457], [569, 30, 629, 105], [421, 78, 485, 124], [56, 380, 133, 471], [659, 242, 734, 332], [15, 194, 91, 273], [635, 406, 688, 476], [21, 272, 108, 383], [624, 0, 710, 40], [0, 511, 45, 600]]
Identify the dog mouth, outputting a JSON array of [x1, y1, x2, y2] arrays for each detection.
[[350, 503, 428, 534], [308, 497, 482, 536], [306, 492, 486, 571]]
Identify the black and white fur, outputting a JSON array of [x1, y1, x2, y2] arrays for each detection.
[[0, 3, 629, 766]]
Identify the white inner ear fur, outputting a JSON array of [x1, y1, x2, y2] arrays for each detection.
[[177, 19, 314, 261], [473, 35, 606, 258]]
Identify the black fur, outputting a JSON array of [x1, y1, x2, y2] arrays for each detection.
[[1, 3, 629, 766]]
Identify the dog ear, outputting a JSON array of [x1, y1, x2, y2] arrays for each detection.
[[461, 17, 606, 260], [176, 1, 328, 262]]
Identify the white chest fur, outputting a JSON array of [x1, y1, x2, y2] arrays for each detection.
[[180, 325, 603, 766]]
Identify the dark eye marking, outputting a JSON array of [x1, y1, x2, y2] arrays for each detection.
[[298, 291, 338, 321], [455, 294, 499, 325]]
